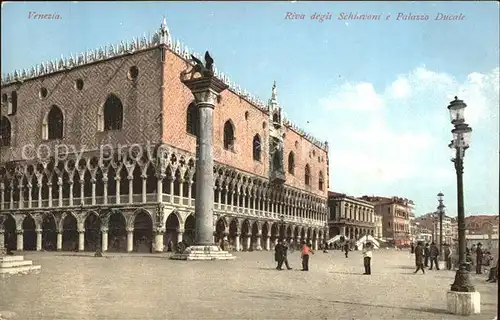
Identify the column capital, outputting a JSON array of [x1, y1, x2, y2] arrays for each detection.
[[77, 229, 85, 234], [176, 227, 185, 233], [35, 229, 43, 234], [126, 227, 134, 233], [16, 229, 23, 235], [100, 228, 109, 233]]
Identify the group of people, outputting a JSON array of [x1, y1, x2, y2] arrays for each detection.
[[274, 239, 374, 274]]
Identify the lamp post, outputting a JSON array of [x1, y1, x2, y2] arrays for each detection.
[[437, 192, 445, 260], [447, 97, 476, 295]]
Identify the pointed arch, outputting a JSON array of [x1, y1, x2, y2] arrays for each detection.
[[103, 94, 123, 131], [186, 102, 199, 136], [223, 120, 235, 151], [318, 171, 324, 191], [287, 152, 295, 175], [304, 164, 311, 186], [0, 116, 11, 146], [252, 134, 261, 161], [46, 105, 64, 140]]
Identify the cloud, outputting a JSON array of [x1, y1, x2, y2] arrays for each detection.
[[316, 66, 499, 199], [319, 82, 384, 111]]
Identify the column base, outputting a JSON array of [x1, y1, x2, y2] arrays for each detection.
[[170, 245, 236, 261], [446, 290, 480, 315]]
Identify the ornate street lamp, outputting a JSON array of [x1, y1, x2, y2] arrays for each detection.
[[437, 192, 445, 260], [447, 97, 474, 294]]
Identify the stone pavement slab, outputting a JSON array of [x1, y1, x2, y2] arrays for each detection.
[[0, 250, 497, 320]]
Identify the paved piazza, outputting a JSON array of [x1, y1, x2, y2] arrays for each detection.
[[1, 250, 497, 320]]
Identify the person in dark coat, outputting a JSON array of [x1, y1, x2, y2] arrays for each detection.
[[343, 242, 349, 258], [414, 241, 425, 274], [475, 243, 483, 274], [424, 243, 430, 267], [274, 239, 285, 270], [429, 242, 440, 270]]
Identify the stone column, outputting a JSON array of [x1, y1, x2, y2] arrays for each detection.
[[154, 229, 164, 253], [156, 176, 163, 202], [265, 236, 270, 251], [128, 177, 133, 204], [69, 181, 74, 206], [16, 230, 23, 251], [177, 228, 184, 244], [103, 177, 108, 205], [0, 182, 4, 210], [0, 228, 4, 253], [245, 234, 251, 250], [58, 178, 63, 207], [78, 225, 85, 252], [36, 229, 42, 251], [91, 178, 96, 205], [48, 183, 53, 207], [80, 179, 85, 204], [9, 182, 14, 209], [235, 233, 241, 251], [37, 183, 42, 208], [57, 232, 63, 251], [101, 228, 108, 252], [27, 184, 33, 208], [141, 175, 147, 203], [126, 228, 134, 252], [184, 76, 228, 246], [115, 177, 121, 204], [314, 238, 318, 251], [256, 232, 262, 251], [18, 184, 24, 209]]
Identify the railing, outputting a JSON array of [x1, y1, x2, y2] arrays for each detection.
[[1, 194, 325, 226]]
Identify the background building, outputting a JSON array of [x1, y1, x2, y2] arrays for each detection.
[[414, 212, 456, 245], [327, 191, 376, 240], [465, 215, 499, 235], [360, 196, 414, 246], [0, 19, 329, 254]]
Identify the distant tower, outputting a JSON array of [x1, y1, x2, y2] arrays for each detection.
[[267, 81, 286, 184]]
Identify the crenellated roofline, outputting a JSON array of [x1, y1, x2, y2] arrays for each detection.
[[1, 18, 328, 152]]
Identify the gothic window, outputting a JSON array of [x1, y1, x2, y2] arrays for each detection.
[[305, 164, 311, 186], [288, 152, 295, 174], [186, 102, 199, 136], [272, 112, 280, 123], [0, 116, 11, 146], [223, 120, 235, 151], [103, 94, 123, 130], [318, 171, 324, 191], [252, 134, 261, 161], [8, 91, 17, 115], [47, 105, 64, 140]]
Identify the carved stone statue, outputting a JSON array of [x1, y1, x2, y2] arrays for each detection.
[[271, 139, 284, 171], [181, 51, 214, 80]]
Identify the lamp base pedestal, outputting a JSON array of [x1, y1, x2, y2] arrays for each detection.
[[169, 245, 236, 261], [446, 291, 480, 315]]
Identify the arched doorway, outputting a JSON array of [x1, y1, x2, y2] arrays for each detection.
[[279, 223, 285, 240], [164, 212, 180, 251], [229, 219, 238, 248], [84, 212, 100, 252], [133, 211, 153, 253], [42, 213, 57, 251], [300, 228, 306, 243], [22, 215, 37, 251], [3, 215, 16, 251], [241, 219, 250, 251], [108, 211, 127, 252], [62, 214, 78, 251], [286, 225, 293, 242], [183, 215, 195, 246], [251, 221, 259, 250]]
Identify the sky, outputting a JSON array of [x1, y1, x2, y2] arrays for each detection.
[[1, 1, 499, 217]]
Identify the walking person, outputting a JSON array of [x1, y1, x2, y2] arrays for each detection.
[[444, 244, 453, 270], [301, 241, 314, 271], [414, 241, 426, 274], [343, 241, 349, 258], [275, 239, 285, 270], [429, 242, 440, 270], [424, 243, 430, 267], [362, 242, 373, 275], [475, 243, 483, 274], [282, 241, 292, 270]]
